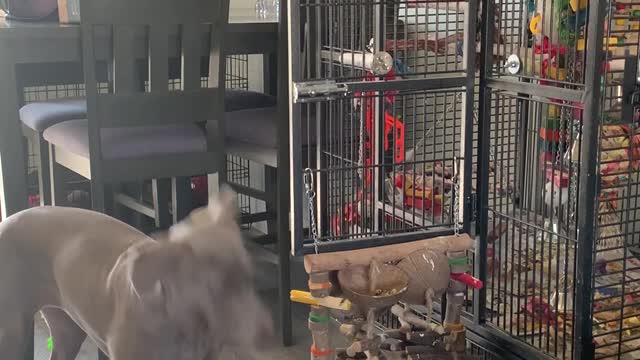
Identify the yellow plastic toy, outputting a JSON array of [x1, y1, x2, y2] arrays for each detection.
[[530, 14, 542, 36], [577, 37, 620, 51], [548, 65, 566, 81], [290, 290, 352, 311], [570, 0, 587, 12]]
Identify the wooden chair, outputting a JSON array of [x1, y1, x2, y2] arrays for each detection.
[[42, 0, 231, 219], [21, 90, 274, 194], [20, 75, 274, 227]]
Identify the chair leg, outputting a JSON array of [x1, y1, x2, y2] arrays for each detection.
[[103, 184, 115, 216], [126, 182, 145, 229], [90, 179, 107, 214], [110, 183, 126, 222], [49, 144, 66, 207], [152, 179, 171, 229], [265, 166, 278, 241], [172, 177, 192, 223], [37, 133, 52, 206]]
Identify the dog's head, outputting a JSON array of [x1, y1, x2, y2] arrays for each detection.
[[109, 187, 273, 359]]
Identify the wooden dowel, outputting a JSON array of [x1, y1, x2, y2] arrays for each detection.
[[304, 234, 473, 274]]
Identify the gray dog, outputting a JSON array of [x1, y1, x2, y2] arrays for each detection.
[[0, 188, 273, 359]]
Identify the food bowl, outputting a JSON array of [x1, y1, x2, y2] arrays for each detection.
[[337, 263, 409, 311]]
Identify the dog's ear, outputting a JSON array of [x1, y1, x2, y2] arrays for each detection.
[[207, 185, 238, 225], [126, 244, 186, 301], [167, 186, 238, 243]]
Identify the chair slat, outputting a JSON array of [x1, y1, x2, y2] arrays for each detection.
[[102, 152, 218, 182], [96, 89, 219, 128], [206, 0, 229, 89], [149, 26, 169, 93], [181, 23, 202, 91], [80, 0, 227, 141], [113, 26, 138, 94]]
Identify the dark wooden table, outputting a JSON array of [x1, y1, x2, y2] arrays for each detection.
[[0, 10, 279, 219]]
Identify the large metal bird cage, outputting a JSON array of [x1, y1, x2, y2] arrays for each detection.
[[287, 0, 640, 358], [288, 0, 478, 255], [475, 0, 640, 359]]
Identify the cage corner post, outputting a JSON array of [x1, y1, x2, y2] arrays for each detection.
[[461, 0, 479, 234], [288, 0, 305, 257], [474, 0, 496, 327], [279, 0, 294, 347], [573, 0, 607, 358]]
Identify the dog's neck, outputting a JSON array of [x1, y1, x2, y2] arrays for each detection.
[[106, 241, 149, 301]]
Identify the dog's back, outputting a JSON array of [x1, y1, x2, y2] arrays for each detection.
[[0, 190, 273, 359], [0, 207, 147, 300], [0, 206, 149, 358]]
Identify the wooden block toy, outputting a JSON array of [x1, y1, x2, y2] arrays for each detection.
[[291, 290, 352, 311]]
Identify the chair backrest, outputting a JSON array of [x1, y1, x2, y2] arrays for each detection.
[[79, 0, 229, 164]]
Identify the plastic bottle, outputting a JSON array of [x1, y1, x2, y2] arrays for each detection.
[[255, 0, 267, 19], [271, 0, 280, 20]]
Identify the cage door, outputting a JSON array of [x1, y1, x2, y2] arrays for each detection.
[[288, 0, 478, 255]]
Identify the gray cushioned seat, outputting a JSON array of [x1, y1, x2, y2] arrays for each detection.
[[43, 119, 207, 160], [224, 106, 315, 148], [20, 98, 87, 132], [225, 89, 277, 112], [22, 90, 275, 133]]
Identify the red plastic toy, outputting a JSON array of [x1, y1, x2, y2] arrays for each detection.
[[521, 296, 558, 325], [450, 273, 484, 289]]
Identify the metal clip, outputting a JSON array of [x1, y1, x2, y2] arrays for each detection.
[[293, 80, 349, 103], [630, 90, 640, 106], [504, 54, 521, 75], [303, 168, 320, 252], [303, 168, 315, 194]]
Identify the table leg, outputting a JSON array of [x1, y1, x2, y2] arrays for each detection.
[[171, 177, 192, 223], [0, 54, 28, 220]]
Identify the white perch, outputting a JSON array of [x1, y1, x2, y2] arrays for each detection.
[[320, 50, 376, 71]]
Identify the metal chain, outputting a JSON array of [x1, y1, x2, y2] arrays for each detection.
[[357, 101, 364, 180], [303, 168, 320, 254], [566, 56, 580, 224], [555, 109, 565, 167], [453, 156, 461, 236], [356, 37, 375, 180], [566, 54, 575, 84]]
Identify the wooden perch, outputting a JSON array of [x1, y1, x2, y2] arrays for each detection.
[[304, 234, 474, 274]]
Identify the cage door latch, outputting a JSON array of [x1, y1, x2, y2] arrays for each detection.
[[630, 89, 640, 105], [293, 80, 349, 103]]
